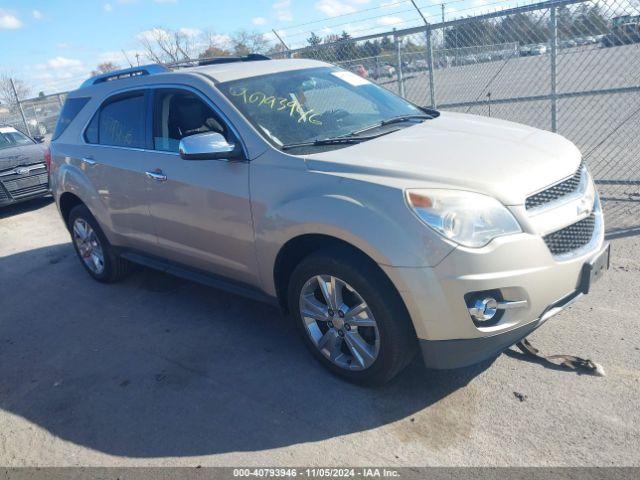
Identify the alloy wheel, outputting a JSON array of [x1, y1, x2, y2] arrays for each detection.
[[299, 275, 380, 371], [72, 218, 105, 275]]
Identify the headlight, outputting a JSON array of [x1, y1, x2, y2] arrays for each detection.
[[406, 189, 521, 248]]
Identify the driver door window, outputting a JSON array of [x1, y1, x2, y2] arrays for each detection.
[[152, 89, 227, 153]]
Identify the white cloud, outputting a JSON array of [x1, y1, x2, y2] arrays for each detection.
[[137, 27, 170, 43], [32, 10, 44, 20], [273, 0, 293, 22], [315, 0, 371, 17], [99, 50, 140, 65], [252, 16, 268, 26], [104, 3, 113, 12], [179, 27, 202, 37], [376, 15, 402, 26], [47, 57, 84, 69], [0, 10, 22, 29]]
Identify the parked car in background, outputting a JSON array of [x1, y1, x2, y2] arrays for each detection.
[[352, 64, 368, 78], [0, 126, 49, 207], [370, 64, 395, 79], [531, 44, 548, 55], [602, 15, 640, 46], [519, 44, 533, 56], [560, 39, 577, 49], [50, 57, 609, 385]]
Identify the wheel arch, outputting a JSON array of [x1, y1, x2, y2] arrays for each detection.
[[59, 192, 85, 228], [272, 233, 407, 318]]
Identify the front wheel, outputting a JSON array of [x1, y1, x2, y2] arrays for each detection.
[[288, 248, 417, 385]]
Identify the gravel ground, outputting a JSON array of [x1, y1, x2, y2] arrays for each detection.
[[0, 198, 639, 467]]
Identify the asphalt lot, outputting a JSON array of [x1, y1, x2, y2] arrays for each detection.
[[0, 197, 639, 467]]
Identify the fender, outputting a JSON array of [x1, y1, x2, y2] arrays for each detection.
[[253, 190, 454, 297], [55, 160, 118, 244]]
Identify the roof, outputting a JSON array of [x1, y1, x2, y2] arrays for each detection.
[[75, 58, 332, 94], [183, 58, 330, 83]]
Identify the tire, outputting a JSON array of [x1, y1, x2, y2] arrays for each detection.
[[67, 204, 132, 283], [288, 247, 417, 385]]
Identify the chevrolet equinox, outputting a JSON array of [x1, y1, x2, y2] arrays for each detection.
[[49, 56, 610, 384]]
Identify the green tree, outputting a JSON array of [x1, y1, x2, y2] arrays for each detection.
[[307, 32, 322, 47]]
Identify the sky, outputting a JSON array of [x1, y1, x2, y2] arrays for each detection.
[[0, 0, 529, 95]]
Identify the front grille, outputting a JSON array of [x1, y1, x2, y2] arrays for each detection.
[[10, 183, 49, 198], [543, 214, 596, 256], [526, 163, 584, 210], [1, 171, 49, 198], [0, 183, 8, 202]]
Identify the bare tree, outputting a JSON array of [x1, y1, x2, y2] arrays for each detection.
[[199, 46, 231, 59], [91, 62, 120, 76], [139, 27, 196, 64], [198, 29, 232, 58], [0, 74, 31, 112], [230, 30, 271, 56]]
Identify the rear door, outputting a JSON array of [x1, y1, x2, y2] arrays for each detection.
[[81, 90, 159, 250], [143, 87, 258, 286]]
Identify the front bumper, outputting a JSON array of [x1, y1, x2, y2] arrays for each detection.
[[381, 218, 608, 369], [418, 287, 585, 369], [0, 164, 50, 207]]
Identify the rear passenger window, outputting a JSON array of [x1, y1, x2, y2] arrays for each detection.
[[85, 92, 145, 148], [52, 97, 90, 140]]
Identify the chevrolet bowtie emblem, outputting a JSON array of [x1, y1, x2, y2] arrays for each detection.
[[577, 197, 592, 216]]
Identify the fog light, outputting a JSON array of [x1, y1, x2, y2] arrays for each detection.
[[469, 297, 498, 322]]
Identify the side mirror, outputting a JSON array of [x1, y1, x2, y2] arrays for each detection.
[[33, 135, 45, 144], [178, 132, 242, 161]]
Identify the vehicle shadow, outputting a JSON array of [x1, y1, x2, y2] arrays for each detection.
[[0, 196, 53, 220], [0, 243, 492, 458]]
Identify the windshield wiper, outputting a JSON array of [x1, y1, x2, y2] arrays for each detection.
[[348, 114, 434, 136], [281, 129, 398, 151]]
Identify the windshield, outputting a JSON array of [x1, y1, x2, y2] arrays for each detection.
[[0, 129, 34, 150], [217, 67, 425, 149]]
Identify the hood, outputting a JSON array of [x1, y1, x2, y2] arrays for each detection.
[[304, 112, 582, 205], [0, 143, 47, 172]]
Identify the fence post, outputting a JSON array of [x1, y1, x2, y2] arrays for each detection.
[[550, 5, 558, 133], [426, 26, 437, 108], [394, 30, 405, 97], [9, 77, 31, 137]]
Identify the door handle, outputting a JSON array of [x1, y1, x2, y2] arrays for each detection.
[[145, 169, 167, 182], [81, 156, 96, 165]]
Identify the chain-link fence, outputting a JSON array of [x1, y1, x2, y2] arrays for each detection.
[[274, 0, 640, 235], [0, 92, 66, 140], [2, 0, 638, 233]]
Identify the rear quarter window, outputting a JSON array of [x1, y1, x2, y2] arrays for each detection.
[[52, 97, 90, 140]]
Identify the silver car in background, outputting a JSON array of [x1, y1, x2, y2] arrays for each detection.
[[0, 126, 48, 207], [49, 57, 609, 384]]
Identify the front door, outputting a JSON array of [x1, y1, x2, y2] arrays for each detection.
[[144, 88, 258, 286]]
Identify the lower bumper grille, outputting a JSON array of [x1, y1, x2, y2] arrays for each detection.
[[0, 170, 49, 200], [543, 214, 596, 256], [0, 183, 9, 202]]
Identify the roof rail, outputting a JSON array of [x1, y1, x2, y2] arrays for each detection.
[[167, 53, 271, 70], [80, 64, 169, 89]]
